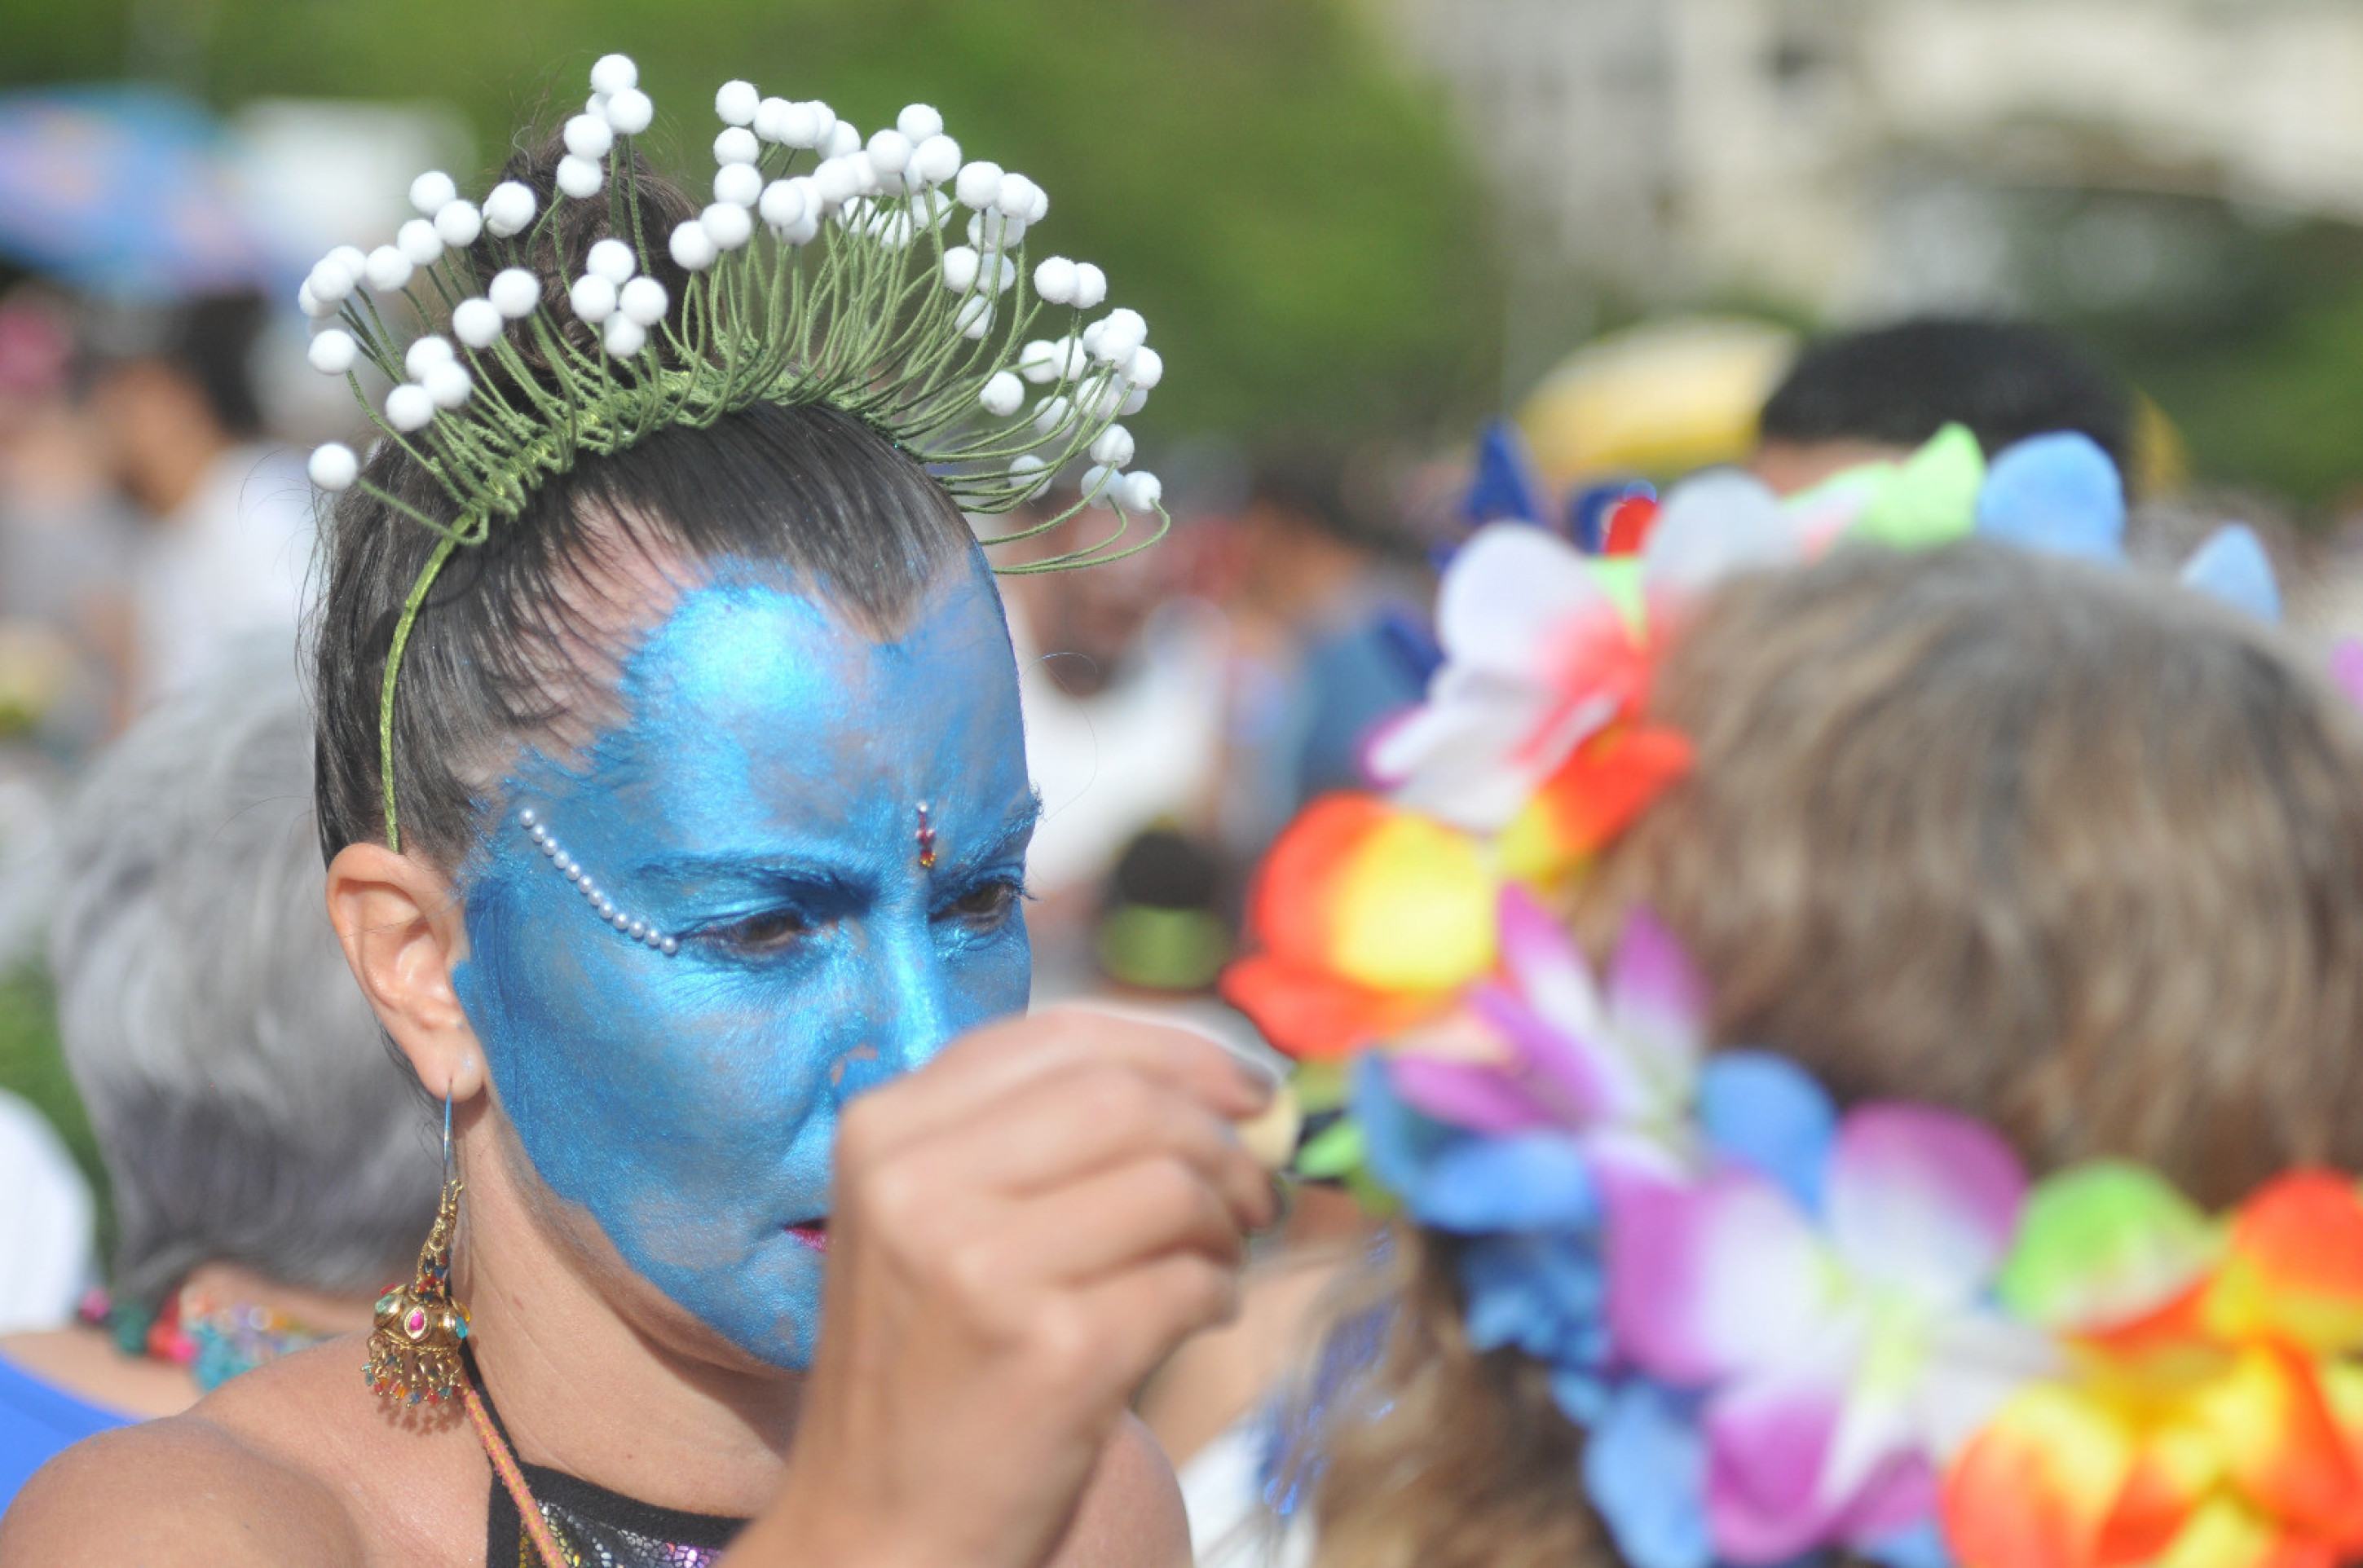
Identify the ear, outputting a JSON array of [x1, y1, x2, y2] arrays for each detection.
[[326, 842, 487, 1103]]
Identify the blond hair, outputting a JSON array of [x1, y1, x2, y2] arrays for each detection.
[[1307, 542, 2363, 1568]]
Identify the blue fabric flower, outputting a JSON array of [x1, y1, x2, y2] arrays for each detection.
[[1695, 1050, 1837, 1212], [1975, 432, 2125, 562], [1585, 1381, 1714, 1568]]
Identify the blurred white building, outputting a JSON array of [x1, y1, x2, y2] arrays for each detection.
[[1388, 0, 2363, 319]]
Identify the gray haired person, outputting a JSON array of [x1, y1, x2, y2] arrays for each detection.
[[0, 638, 433, 1505]]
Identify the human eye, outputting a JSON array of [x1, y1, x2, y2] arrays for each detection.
[[707, 905, 818, 954], [937, 875, 1028, 932]]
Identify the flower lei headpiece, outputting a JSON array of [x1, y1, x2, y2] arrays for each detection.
[[1225, 429, 2363, 1568], [298, 53, 1168, 848]]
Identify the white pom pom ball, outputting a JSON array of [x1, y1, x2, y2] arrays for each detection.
[[1024, 182, 1050, 223], [584, 238, 635, 286], [308, 443, 359, 491], [989, 256, 1020, 294], [1034, 256, 1078, 306], [955, 297, 994, 340], [714, 126, 760, 167], [1091, 425, 1136, 469], [825, 121, 861, 159], [1126, 346, 1164, 391], [424, 359, 472, 410], [1008, 453, 1049, 495], [1071, 262, 1108, 310], [954, 161, 1004, 211], [669, 220, 719, 271], [386, 382, 435, 432], [968, 211, 1025, 252], [701, 201, 754, 250], [716, 80, 760, 126], [941, 246, 981, 294], [328, 244, 368, 282], [564, 113, 615, 160], [434, 200, 483, 248], [364, 244, 412, 293], [713, 161, 763, 208], [866, 129, 912, 177], [1081, 464, 1119, 501], [603, 87, 655, 136], [619, 275, 668, 328], [569, 274, 619, 324], [980, 371, 1025, 417], [897, 104, 944, 143], [307, 328, 358, 376], [306, 259, 354, 305], [1093, 308, 1147, 365], [806, 100, 838, 144], [1018, 341, 1060, 385], [590, 54, 638, 95], [775, 100, 821, 148], [296, 281, 330, 319], [556, 155, 605, 200], [758, 179, 809, 231], [1032, 394, 1073, 433], [490, 268, 541, 319], [811, 158, 860, 208], [603, 315, 648, 359], [452, 297, 503, 350], [1122, 385, 1149, 416], [995, 174, 1038, 219], [403, 335, 455, 381], [910, 134, 962, 187], [1121, 471, 1163, 513], [754, 97, 793, 143], [484, 181, 538, 238], [409, 170, 458, 216]]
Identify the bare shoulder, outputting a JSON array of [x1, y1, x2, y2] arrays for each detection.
[[1048, 1414, 1190, 1568], [0, 1334, 480, 1566], [0, 1412, 364, 1564]]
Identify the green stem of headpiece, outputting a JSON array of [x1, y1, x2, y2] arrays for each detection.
[[381, 531, 462, 852]]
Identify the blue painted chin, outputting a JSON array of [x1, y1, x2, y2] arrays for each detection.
[[452, 561, 1036, 1368]]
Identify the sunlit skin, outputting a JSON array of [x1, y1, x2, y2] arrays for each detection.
[[452, 554, 1038, 1368]]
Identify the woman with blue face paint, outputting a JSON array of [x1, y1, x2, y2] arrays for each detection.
[[0, 59, 1273, 1568]]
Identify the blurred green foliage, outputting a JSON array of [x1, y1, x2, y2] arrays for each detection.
[[0, 959, 112, 1264], [2, 0, 1501, 446]]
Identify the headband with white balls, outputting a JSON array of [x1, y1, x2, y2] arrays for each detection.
[[298, 52, 1168, 850]]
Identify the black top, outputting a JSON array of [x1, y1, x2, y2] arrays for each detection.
[[470, 1352, 744, 1568]]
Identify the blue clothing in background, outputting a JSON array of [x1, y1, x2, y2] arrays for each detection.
[[0, 1354, 132, 1511]]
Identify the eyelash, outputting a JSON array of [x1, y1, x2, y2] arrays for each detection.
[[700, 876, 1029, 955]]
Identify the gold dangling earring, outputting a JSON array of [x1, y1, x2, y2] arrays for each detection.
[[365, 1093, 472, 1407]]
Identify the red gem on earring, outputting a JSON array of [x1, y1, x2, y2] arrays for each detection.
[[915, 802, 937, 870]]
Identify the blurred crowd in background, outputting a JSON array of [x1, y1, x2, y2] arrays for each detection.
[[9, 0, 2363, 1363]]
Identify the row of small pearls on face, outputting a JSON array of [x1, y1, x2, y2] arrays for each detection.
[[518, 807, 678, 955]]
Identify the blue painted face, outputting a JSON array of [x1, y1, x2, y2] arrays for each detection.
[[452, 558, 1035, 1368]]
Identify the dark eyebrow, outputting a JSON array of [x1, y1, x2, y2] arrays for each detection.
[[939, 790, 1043, 877]]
